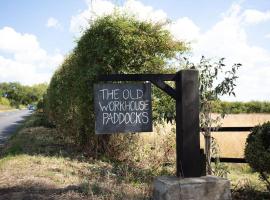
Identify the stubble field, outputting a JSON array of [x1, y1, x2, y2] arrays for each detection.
[[208, 113, 270, 158]]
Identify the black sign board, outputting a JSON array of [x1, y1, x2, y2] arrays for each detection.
[[94, 83, 152, 134]]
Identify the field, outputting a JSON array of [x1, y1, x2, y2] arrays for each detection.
[[142, 113, 270, 158], [0, 113, 269, 199], [206, 113, 270, 158]]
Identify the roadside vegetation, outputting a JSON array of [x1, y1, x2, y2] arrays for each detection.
[[0, 113, 269, 199], [0, 82, 47, 110], [0, 97, 12, 111], [245, 122, 270, 192], [0, 113, 154, 199]]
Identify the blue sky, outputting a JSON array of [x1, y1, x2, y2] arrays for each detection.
[[0, 0, 269, 101]]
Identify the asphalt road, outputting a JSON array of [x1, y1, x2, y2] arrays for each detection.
[[0, 109, 31, 146]]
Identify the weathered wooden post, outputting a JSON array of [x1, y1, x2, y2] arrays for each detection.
[[175, 70, 200, 177], [97, 70, 202, 177]]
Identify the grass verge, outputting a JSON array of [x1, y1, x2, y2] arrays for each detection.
[[0, 113, 269, 199], [0, 105, 14, 112], [0, 114, 152, 200]]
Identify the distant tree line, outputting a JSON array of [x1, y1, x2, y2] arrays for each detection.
[[0, 82, 47, 108], [212, 100, 270, 114]]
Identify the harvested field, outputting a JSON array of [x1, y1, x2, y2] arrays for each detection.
[[143, 114, 270, 158], [206, 114, 270, 158]]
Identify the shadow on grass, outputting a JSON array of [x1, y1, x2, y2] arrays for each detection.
[[0, 115, 156, 199], [232, 187, 270, 200], [0, 182, 150, 200], [1, 113, 269, 199], [0, 112, 80, 160], [0, 183, 85, 200]]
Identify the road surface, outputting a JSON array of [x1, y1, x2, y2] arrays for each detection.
[[0, 110, 31, 146]]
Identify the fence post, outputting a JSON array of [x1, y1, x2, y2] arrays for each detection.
[[176, 70, 201, 177]]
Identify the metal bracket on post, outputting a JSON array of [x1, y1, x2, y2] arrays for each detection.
[[151, 80, 176, 100]]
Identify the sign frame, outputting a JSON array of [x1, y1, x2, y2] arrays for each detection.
[[94, 82, 152, 134]]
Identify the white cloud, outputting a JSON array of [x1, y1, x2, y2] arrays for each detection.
[[68, 0, 270, 101], [0, 27, 63, 85], [46, 17, 61, 29], [242, 9, 270, 24], [165, 17, 200, 43], [70, 0, 115, 34], [70, 0, 167, 35], [122, 0, 167, 23], [189, 3, 270, 101], [265, 33, 270, 38]]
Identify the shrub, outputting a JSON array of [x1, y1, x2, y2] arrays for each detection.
[[245, 122, 270, 191], [24, 113, 55, 128], [46, 13, 186, 153], [0, 82, 47, 107]]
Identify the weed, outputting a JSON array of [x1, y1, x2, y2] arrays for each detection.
[[91, 182, 103, 195], [80, 179, 90, 195], [232, 179, 270, 200]]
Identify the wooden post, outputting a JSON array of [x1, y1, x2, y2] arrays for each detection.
[[176, 70, 201, 177], [99, 70, 202, 177]]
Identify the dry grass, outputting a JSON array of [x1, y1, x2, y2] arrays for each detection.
[[208, 114, 270, 158], [0, 105, 13, 112], [127, 113, 268, 159], [143, 114, 270, 158], [228, 163, 270, 200], [0, 113, 270, 199], [228, 164, 263, 188], [0, 154, 151, 200], [0, 126, 152, 200]]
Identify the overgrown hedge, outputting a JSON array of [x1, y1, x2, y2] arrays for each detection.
[[212, 101, 270, 114], [46, 14, 186, 152]]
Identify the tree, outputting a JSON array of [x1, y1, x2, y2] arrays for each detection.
[[183, 56, 241, 174], [245, 122, 270, 191], [0, 82, 47, 107]]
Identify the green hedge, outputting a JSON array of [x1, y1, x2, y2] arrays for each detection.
[[245, 122, 270, 191], [46, 14, 186, 151], [212, 101, 270, 114]]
